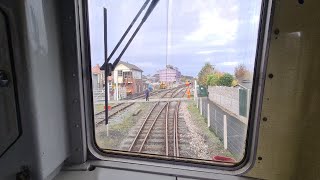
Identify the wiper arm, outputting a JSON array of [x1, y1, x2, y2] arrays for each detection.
[[101, 0, 160, 76], [111, 0, 160, 70], [107, 0, 151, 64]]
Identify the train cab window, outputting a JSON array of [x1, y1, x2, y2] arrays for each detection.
[[86, 0, 266, 168]]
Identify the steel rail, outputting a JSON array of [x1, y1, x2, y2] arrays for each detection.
[[138, 102, 168, 152], [172, 88, 184, 98], [128, 102, 159, 151], [165, 103, 169, 156], [175, 101, 181, 157], [95, 102, 134, 125]]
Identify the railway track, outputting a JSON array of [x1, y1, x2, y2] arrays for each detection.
[[95, 86, 185, 129], [95, 102, 134, 125], [124, 88, 167, 100], [94, 89, 167, 125], [166, 101, 181, 156], [161, 87, 181, 98], [173, 87, 186, 98], [128, 101, 181, 156]]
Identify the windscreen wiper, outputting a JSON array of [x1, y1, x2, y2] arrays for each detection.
[[101, 0, 160, 76]]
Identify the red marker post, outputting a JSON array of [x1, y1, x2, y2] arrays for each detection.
[[104, 105, 112, 111]]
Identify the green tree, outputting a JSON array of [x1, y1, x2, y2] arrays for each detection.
[[207, 74, 219, 86], [217, 73, 234, 87], [198, 62, 214, 85]]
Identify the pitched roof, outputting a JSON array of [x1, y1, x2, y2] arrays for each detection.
[[92, 64, 102, 74], [118, 61, 143, 72], [234, 80, 252, 89]]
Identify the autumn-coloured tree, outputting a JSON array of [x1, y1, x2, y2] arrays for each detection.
[[234, 64, 250, 81]]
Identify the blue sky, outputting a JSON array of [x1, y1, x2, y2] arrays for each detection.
[[88, 0, 262, 77]]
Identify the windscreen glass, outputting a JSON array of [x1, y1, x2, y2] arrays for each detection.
[[88, 0, 262, 164]]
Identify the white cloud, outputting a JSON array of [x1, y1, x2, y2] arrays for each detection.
[[204, 57, 211, 62], [217, 61, 239, 66], [250, 14, 260, 24], [134, 62, 158, 68], [197, 50, 216, 54], [184, 10, 239, 46], [196, 48, 236, 54]]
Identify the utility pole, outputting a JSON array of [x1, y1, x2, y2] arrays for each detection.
[[165, 0, 172, 88]]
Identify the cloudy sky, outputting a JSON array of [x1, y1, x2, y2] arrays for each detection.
[[88, 0, 262, 77]]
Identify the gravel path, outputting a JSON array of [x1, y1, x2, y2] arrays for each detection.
[[108, 103, 140, 124], [96, 102, 147, 150], [180, 101, 234, 160], [180, 102, 209, 159]]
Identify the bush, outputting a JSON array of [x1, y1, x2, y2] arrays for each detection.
[[217, 73, 234, 87], [207, 74, 219, 86]]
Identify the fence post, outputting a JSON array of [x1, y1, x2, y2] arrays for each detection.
[[200, 98, 203, 115], [223, 115, 228, 149], [246, 89, 250, 117], [207, 103, 210, 127], [215, 109, 217, 134], [197, 97, 199, 108]]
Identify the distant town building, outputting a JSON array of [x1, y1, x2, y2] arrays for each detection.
[[143, 74, 159, 83], [113, 61, 144, 94], [91, 64, 105, 89], [152, 73, 160, 82], [158, 65, 181, 83]]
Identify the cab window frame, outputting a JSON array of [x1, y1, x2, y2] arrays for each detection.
[[77, 0, 274, 176]]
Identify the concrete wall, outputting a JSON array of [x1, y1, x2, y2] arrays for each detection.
[[200, 97, 247, 159], [208, 86, 240, 116]]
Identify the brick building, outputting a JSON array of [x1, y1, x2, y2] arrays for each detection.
[[91, 64, 105, 89], [113, 61, 144, 95]]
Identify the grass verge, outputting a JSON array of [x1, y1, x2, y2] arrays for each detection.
[[187, 101, 235, 159]]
